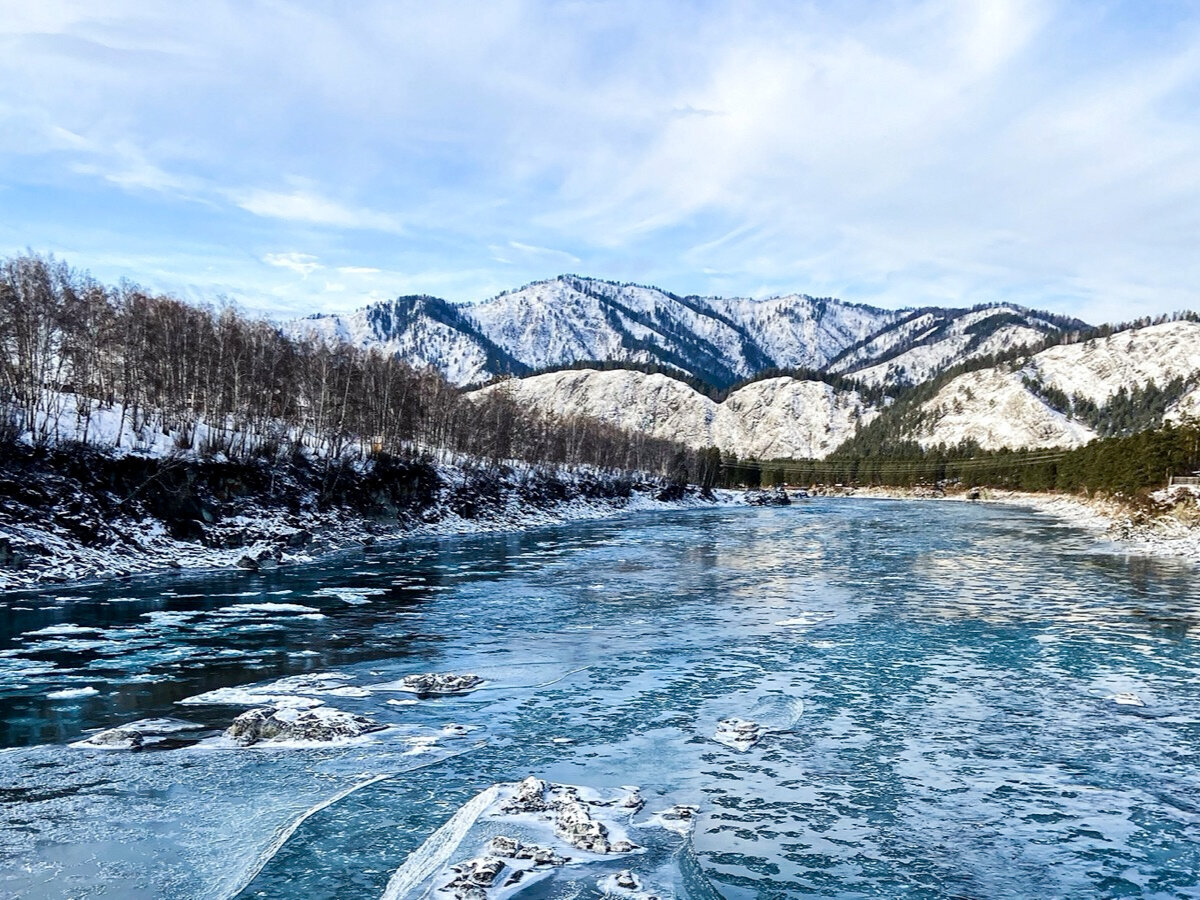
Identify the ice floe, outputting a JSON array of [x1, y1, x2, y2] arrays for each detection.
[[46, 686, 100, 699], [1108, 691, 1147, 707], [180, 672, 370, 708], [313, 586, 389, 605]]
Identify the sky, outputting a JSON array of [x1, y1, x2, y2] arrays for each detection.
[[2, 0, 1199, 324]]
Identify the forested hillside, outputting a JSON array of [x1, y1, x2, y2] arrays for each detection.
[[0, 255, 698, 479]]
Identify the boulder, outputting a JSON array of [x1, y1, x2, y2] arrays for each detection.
[[714, 717, 765, 751], [73, 717, 206, 751], [501, 776, 551, 813], [743, 487, 791, 506], [226, 706, 385, 746], [396, 672, 484, 696]]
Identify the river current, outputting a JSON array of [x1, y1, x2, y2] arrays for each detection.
[[1, 499, 1198, 898]]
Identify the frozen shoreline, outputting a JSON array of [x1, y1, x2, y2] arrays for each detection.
[[0, 477, 737, 593], [837, 485, 1200, 564]]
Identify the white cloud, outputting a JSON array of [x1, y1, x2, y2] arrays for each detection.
[[232, 187, 401, 232], [263, 252, 321, 276], [2, 0, 1200, 321]]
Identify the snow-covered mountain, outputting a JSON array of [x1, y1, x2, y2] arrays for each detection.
[[291, 276, 1078, 391], [912, 320, 1200, 450], [913, 369, 1098, 451], [827, 305, 1080, 387], [1022, 320, 1200, 405], [287, 295, 529, 385], [471, 369, 876, 460]]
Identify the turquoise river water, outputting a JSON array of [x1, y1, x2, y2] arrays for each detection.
[[0, 499, 1198, 898]]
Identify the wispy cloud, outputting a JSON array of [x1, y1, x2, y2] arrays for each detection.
[[262, 251, 321, 276], [231, 187, 401, 232], [1, 0, 1199, 321]]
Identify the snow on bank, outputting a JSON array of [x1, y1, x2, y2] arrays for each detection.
[[0, 452, 737, 592]]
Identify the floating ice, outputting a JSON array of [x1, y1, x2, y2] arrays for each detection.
[[1109, 691, 1147, 707], [774, 611, 835, 627], [213, 603, 323, 617], [46, 686, 100, 699], [314, 586, 388, 605], [21, 623, 102, 638]]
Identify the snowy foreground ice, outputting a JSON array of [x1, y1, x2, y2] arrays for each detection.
[[1, 499, 1199, 898]]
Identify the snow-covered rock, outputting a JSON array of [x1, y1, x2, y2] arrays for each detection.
[[385, 673, 485, 696], [226, 706, 385, 746], [71, 717, 207, 751], [472, 370, 876, 459], [713, 717, 766, 752]]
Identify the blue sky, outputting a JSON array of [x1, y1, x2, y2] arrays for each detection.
[[2, 0, 1199, 323]]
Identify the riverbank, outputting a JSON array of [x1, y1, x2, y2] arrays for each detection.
[[0, 443, 733, 592], [827, 484, 1200, 562]]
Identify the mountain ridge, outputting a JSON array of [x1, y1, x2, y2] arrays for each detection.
[[288, 274, 1082, 391]]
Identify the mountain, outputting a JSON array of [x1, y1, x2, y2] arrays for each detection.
[[910, 320, 1200, 450], [287, 295, 525, 385], [826, 304, 1086, 388], [471, 369, 876, 460], [290, 276, 1079, 391]]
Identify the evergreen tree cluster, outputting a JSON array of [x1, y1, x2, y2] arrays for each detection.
[[730, 421, 1200, 496]]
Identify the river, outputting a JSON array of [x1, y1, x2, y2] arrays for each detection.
[[1, 499, 1198, 898]]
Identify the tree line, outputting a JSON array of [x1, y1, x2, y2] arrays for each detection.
[[730, 421, 1200, 496], [0, 254, 702, 480]]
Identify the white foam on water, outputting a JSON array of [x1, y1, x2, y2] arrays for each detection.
[[47, 686, 100, 699], [21, 624, 101, 637]]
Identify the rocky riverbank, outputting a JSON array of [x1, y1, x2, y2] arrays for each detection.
[[0, 443, 731, 591]]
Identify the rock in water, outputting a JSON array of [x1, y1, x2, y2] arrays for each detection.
[[226, 706, 385, 746], [714, 717, 766, 751], [396, 672, 485, 696], [72, 717, 207, 751], [743, 487, 791, 506]]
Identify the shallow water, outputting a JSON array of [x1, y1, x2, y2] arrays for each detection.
[[1, 499, 1199, 898]]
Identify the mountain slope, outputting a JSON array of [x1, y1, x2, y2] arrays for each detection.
[[1024, 320, 1200, 405], [289, 278, 1083, 390], [471, 369, 877, 459], [913, 369, 1097, 450], [288, 295, 527, 385], [828, 305, 1083, 388], [883, 319, 1200, 452]]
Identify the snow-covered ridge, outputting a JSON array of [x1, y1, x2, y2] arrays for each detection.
[[914, 320, 1200, 450], [471, 369, 876, 460], [288, 277, 1083, 391], [829, 304, 1073, 388], [1023, 320, 1200, 405]]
